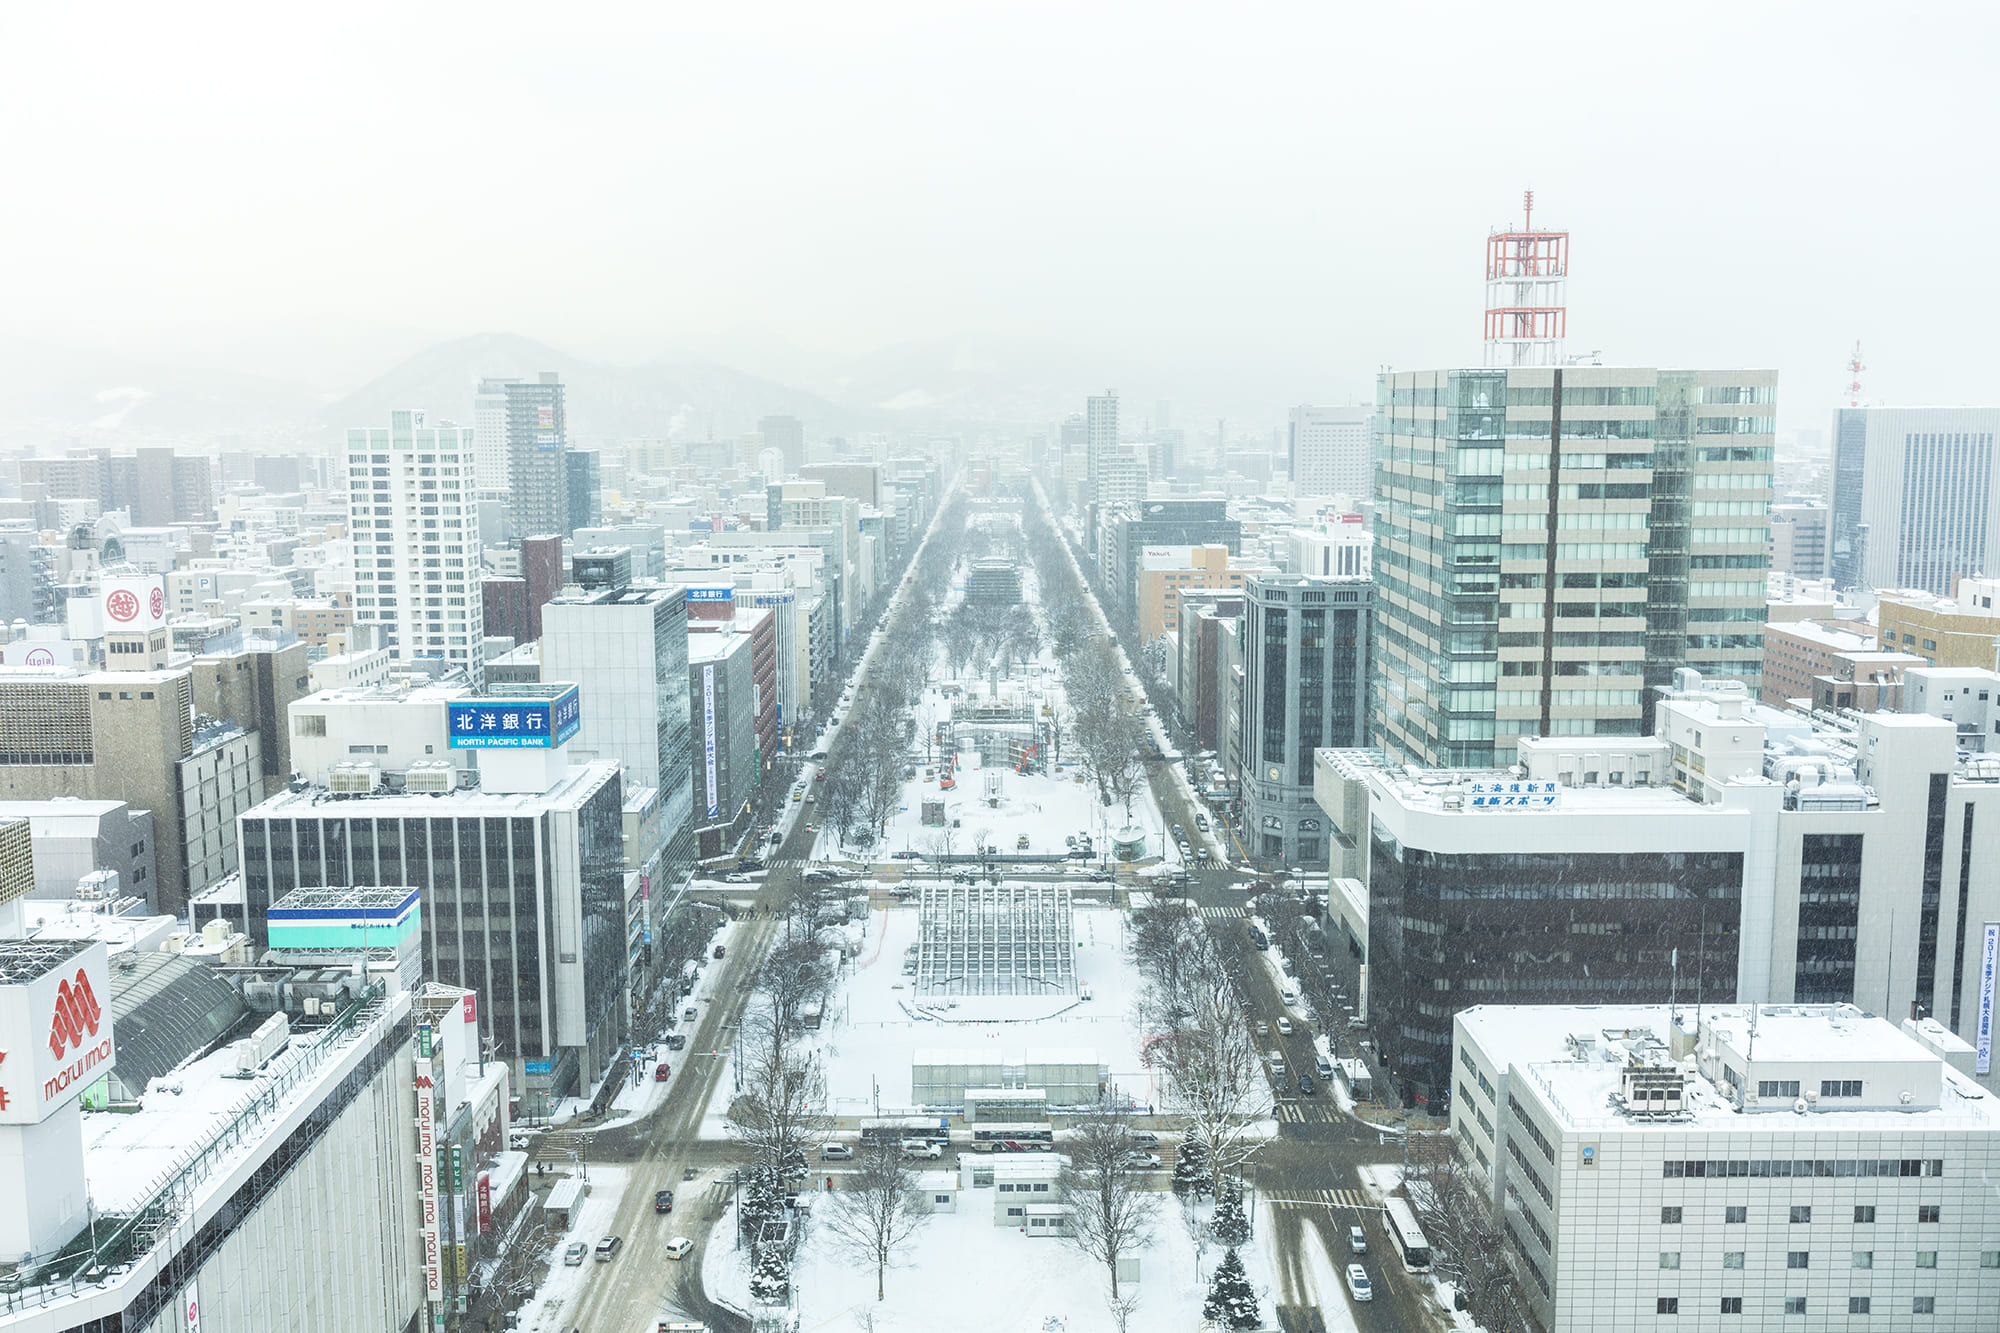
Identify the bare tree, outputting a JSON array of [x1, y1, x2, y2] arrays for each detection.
[[1058, 1097, 1159, 1300], [1132, 914, 1269, 1198], [758, 934, 832, 1035], [821, 1144, 933, 1301], [1405, 1131, 1533, 1332], [725, 1007, 833, 1182]]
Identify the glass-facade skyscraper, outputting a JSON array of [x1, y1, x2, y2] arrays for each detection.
[[1829, 405, 2000, 595], [1372, 366, 1776, 768]]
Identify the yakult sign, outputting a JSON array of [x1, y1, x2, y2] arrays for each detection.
[[0, 941, 116, 1123]]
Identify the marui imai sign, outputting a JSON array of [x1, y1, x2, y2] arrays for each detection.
[[0, 941, 116, 1123]]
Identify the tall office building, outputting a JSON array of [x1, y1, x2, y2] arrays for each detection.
[[1769, 501, 1830, 580], [1085, 391, 1119, 503], [1238, 573, 1371, 867], [1287, 405, 1374, 501], [1373, 366, 1775, 768], [504, 372, 571, 537], [758, 414, 805, 472], [539, 584, 697, 896], [1829, 405, 2000, 594], [565, 448, 601, 534], [472, 375, 518, 500], [345, 409, 485, 684]]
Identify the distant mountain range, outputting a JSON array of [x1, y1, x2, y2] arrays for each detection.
[[3, 329, 1249, 448]]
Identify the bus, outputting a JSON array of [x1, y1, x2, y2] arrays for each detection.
[[967, 1123, 1055, 1153], [1383, 1197, 1433, 1273], [859, 1117, 949, 1148]]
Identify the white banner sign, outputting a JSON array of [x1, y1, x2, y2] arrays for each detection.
[[703, 664, 719, 820], [1977, 923, 1997, 1077]]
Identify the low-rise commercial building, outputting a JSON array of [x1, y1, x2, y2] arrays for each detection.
[[1454, 1003, 2000, 1332]]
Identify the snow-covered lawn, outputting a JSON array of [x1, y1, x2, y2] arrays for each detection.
[[814, 902, 1160, 1114], [704, 1187, 1283, 1333]]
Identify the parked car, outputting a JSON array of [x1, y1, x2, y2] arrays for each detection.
[[1127, 1131, 1160, 1149], [682, 1005, 698, 1023], [594, 1236, 623, 1262], [816, 768, 827, 780], [769, 830, 784, 846], [1345, 1264, 1372, 1301], [1249, 928, 1269, 950], [665, 1033, 687, 1051], [891, 850, 921, 859], [821, 1143, 855, 1160], [1121, 1151, 1163, 1170], [1348, 1224, 1368, 1255], [665, 1237, 696, 1261], [1171, 823, 1185, 840], [562, 1241, 588, 1266], [655, 1189, 675, 1213], [1085, 870, 1114, 882], [654, 1062, 671, 1082]]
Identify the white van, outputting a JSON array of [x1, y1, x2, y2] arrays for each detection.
[[1267, 1051, 1286, 1075], [1316, 1056, 1335, 1080], [665, 1237, 695, 1261]]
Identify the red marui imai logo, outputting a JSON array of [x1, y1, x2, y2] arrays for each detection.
[[105, 589, 140, 622], [148, 587, 165, 620], [44, 968, 111, 1103]]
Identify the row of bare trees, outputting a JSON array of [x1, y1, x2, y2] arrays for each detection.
[[1129, 900, 1269, 1199]]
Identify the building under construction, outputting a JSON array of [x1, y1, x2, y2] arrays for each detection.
[[965, 559, 1023, 604], [941, 691, 1049, 767], [915, 883, 1076, 997]]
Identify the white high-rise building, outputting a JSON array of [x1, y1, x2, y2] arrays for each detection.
[[345, 410, 484, 685], [1829, 405, 2000, 594], [1086, 390, 1119, 503], [1287, 404, 1374, 502], [472, 376, 518, 502]]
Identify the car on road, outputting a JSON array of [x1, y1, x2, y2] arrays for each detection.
[[1276, 1016, 1293, 1035], [1171, 823, 1184, 840], [665, 1033, 687, 1051], [769, 830, 783, 846], [594, 1236, 623, 1262], [682, 1005, 698, 1023], [654, 1062, 672, 1082], [1195, 814, 1210, 832], [1120, 1151, 1163, 1170], [562, 1241, 588, 1266], [1348, 1224, 1368, 1254], [1127, 1131, 1160, 1149], [713, 944, 727, 958], [816, 768, 826, 780], [655, 1189, 675, 1213], [1345, 1264, 1372, 1301], [1254, 1020, 1270, 1037], [665, 1237, 695, 1261], [1248, 928, 1269, 950], [1280, 986, 1301, 1007], [1176, 839, 1191, 859], [891, 850, 921, 859], [899, 1140, 942, 1160], [790, 790, 803, 803], [1085, 870, 1114, 882], [1267, 1050, 1286, 1074], [821, 1143, 854, 1160], [1297, 1072, 1316, 1096]]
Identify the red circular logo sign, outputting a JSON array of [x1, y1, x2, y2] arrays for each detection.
[[149, 588, 165, 620], [106, 589, 139, 622]]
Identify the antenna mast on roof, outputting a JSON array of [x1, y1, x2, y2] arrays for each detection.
[[1846, 341, 1866, 408]]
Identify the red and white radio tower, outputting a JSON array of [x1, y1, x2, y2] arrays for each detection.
[[1845, 341, 1866, 407], [1483, 190, 1569, 367]]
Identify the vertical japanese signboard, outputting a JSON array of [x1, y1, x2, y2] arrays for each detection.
[[1977, 923, 1997, 1076], [416, 1032, 443, 1301], [703, 664, 719, 819]]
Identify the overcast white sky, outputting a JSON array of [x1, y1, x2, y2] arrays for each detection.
[[3, 1, 1996, 429]]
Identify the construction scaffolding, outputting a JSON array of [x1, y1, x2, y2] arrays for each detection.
[[915, 883, 1077, 997], [948, 694, 1045, 765]]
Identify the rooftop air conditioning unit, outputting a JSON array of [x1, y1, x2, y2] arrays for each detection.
[[329, 762, 379, 794], [404, 762, 454, 793]]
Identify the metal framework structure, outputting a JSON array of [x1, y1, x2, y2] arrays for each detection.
[[915, 883, 1076, 997], [1483, 189, 1569, 367]]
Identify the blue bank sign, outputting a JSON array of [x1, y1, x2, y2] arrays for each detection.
[[448, 687, 582, 750], [685, 586, 734, 603]]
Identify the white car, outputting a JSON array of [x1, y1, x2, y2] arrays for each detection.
[[1120, 1151, 1163, 1170], [665, 1237, 696, 1261], [1345, 1264, 1372, 1301], [1276, 1017, 1294, 1036]]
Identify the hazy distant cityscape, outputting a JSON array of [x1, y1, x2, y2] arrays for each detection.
[[2, 7, 1997, 1333]]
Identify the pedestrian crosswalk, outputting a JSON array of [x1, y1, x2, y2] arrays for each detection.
[[1267, 1187, 1373, 1210], [770, 856, 808, 869], [1274, 1101, 1342, 1125], [1200, 905, 1246, 919]]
